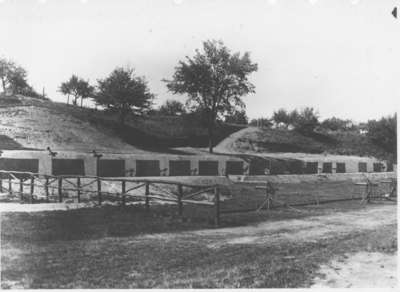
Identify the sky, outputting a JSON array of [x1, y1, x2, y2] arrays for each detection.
[[0, 0, 399, 122]]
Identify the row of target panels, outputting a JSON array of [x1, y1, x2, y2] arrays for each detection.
[[0, 157, 390, 177]]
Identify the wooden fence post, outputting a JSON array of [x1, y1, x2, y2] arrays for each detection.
[[58, 177, 63, 203], [121, 180, 126, 207], [30, 177, 35, 203], [145, 182, 150, 211], [19, 178, 24, 201], [77, 177, 81, 203], [8, 176, 12, 195], [214, 187, 220, 227], [0, 176, 3, 192], [177, 184, 183, 217], [45, 176, 49, 203], [265, 182, 270, 210], [97, 177, 102, 205]]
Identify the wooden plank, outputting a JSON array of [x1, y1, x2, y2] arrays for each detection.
[[19, 178, 24, 201], [145, 182, 150, 210], [30, 177, 34, 203], [183, 187, 215, 200], [214, 187, 220, 227], [177, 184, 183, 217], [58, 177, 63, 203], [121, 180, 126, 206], [77, 177, 81, 203], [45, 176, 49, 203], [181, 199, 214, 206], [8, 177, 12, 195], [124, 183, 146, 193], [97, 177, 102, 205]]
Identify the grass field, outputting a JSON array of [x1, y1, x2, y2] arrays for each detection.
[[1, 200, 396, 288]]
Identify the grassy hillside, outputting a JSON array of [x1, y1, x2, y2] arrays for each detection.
[[0, 95, 244, 153], [220, 127, 386, 159], [0, 95, 387, 159]]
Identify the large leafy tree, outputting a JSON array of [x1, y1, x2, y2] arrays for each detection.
[[164, 40, 258, 153], [94, 67, 154, 125], [59, 75, 94, 107]]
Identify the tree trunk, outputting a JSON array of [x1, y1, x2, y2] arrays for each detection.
[[80, 98, 83, 108], [208, 123, 214, 153], [67, 95, 69, 105], [208, 131, 213, 153]]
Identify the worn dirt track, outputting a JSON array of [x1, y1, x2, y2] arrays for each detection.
[[141, 204, 396, 249]]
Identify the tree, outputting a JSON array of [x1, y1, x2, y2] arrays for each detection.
[[0, 58, 34, 95], [272, 108, 291, 128], [366, 114, 397, 163], [292, 107, 319, 135], [59, 82, 72, 105], [77, 79, 94, 107], [94, 67, 154, 125], [59, 75, 94, 107], [225, 109, 248, 124], [159, 99, 186, 116], [164, 40, 258, 153], [0, 58, 15, 93]]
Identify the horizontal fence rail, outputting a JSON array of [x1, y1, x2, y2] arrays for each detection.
[[0, 170, 222, 226], [0, 170, 396, 226]]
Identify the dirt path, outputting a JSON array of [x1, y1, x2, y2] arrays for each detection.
[[214, 126, 259, 154], [311, 251, 397, 288], [181, 204, 396, 249]]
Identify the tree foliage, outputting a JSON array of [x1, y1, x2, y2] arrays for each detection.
[[272, 108, 291, 128], [225, 109, 248, 125], [59, 75, 94, 107], [366, 114, 397, 162], [0, 58, 39, 97], [321, 117, 354, 131], [292, 107, 319, 135], [158, 99, 186, 116], [164, 40, 258, 152], [94, 67, 154, 124], [250, 117, 273, 128]]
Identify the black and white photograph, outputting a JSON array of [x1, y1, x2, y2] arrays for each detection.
[[0, 0, 398, 289]]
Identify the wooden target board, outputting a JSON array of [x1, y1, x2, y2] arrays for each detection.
[[52, 159, 85, 176], [0, 158, 39, 179], [98, 159, 125, 177]]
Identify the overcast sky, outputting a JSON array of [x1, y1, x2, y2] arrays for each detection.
[[1, 0, 399, 122]]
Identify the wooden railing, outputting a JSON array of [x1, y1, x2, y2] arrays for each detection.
[[0, 170, 221, 226]]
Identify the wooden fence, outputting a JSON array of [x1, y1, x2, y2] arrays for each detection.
[[225, 175, 397, 214], [0, 170, 221, 226]]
